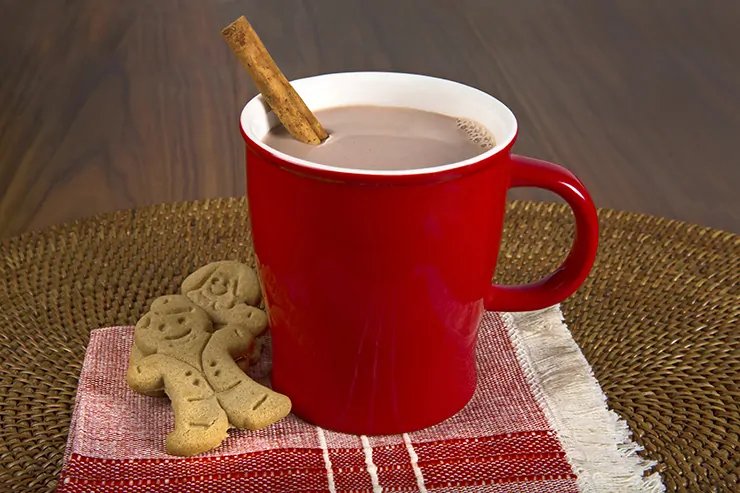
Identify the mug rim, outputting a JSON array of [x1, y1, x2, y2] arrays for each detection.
[[240, 71, 518, 177]]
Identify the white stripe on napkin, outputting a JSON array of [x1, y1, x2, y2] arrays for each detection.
[[361, 435, 383, 493], [316, 426, 336, 493], [402, 433, 428, 493]]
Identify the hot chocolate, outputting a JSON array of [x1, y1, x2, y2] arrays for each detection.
[[261, 105, 495, 170]]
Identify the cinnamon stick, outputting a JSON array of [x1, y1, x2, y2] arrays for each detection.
[[222, 16, 328, 145]]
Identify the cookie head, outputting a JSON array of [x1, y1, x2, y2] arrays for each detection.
[[181, 261, 262, 311], [135, 295, 212, 355]]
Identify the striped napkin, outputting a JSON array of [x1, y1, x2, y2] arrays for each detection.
[[57, 307, 663, 493]]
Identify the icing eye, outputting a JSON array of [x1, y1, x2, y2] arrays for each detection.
[[214, 370, 221, 377], [185, 370, 192, 376], [193, 379, 200, 386], [177, 317, 186, 324], [209, 361, 217, 367], [158, 324, 166, 332]]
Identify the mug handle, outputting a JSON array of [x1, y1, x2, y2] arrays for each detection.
[[484, 154, 599, 312]]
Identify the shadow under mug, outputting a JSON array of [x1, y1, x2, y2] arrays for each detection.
[[240, 72, 599, 435]]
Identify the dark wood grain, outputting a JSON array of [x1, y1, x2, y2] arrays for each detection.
[[1, 0, 739, 237]]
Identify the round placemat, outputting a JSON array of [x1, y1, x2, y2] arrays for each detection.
[[0, 198, 737, 492]]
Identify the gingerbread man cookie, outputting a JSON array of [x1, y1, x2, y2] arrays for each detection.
[[126, 294, 291, 457], [181, 261, 262, 328], [181, 260, 267, 363]]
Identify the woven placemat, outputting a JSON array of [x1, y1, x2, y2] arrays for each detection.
[[0, 198, 737, 493]]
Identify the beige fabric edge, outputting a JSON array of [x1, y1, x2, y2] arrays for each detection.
[[503, 307, 665, 493]]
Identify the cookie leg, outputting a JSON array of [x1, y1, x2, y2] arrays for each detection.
[[145, 356, 231, 457], [166, 395, 230, 457], [217, 377, 292, 430]]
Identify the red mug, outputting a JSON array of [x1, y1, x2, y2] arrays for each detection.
[[240, 72, 598, 435]]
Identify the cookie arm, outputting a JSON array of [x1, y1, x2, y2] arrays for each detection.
[[238, 305, 269, 336], [127, 353, 166, 395]]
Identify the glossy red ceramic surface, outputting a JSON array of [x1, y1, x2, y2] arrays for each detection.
[[241, 73, 598, 435]]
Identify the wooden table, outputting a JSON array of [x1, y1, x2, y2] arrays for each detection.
[[1, 0, 739, 238]]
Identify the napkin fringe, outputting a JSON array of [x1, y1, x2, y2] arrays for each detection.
[[504, 308, 665, 493]]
